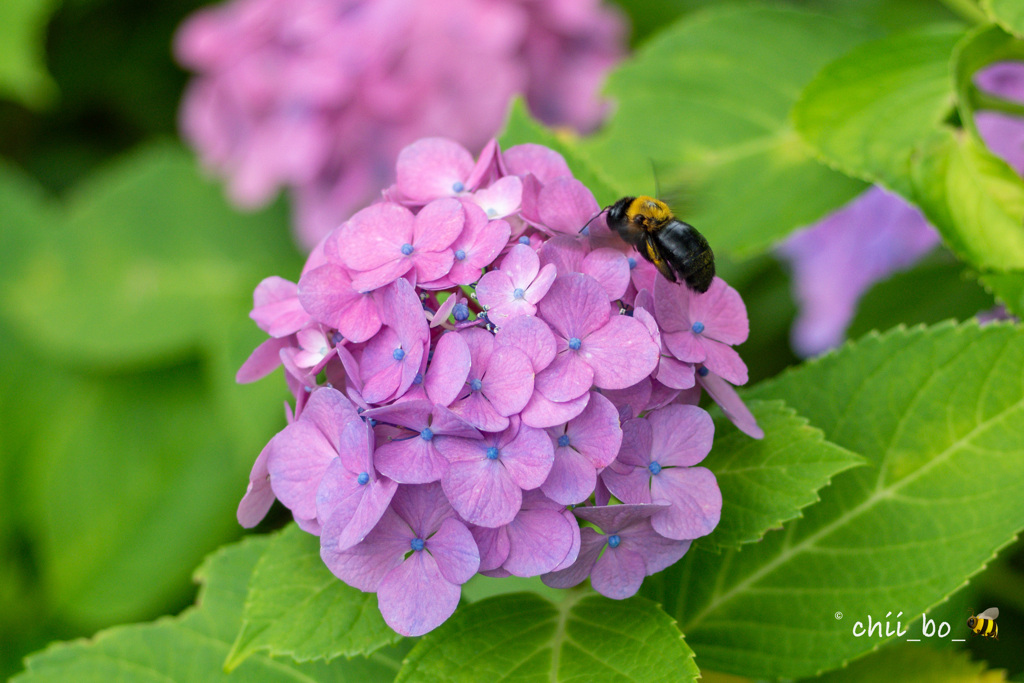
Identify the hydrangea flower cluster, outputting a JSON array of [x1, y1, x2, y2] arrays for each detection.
[[236, 137, 762, 636], [779, 61, 1024, 357], [176, 0, 625, 249]]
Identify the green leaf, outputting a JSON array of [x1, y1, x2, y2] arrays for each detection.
[[706, 400, 863, 548], [793, 25, 963, 196], [22, 365, 250, 629], [396, 592, 698, 683], [14, 535, 411, 682], [646, 322, 1024, 679], [580, 4, 876, 256], [984, 0, 1024, 36], [1, 142, 300, 368], [952, 24, 1024, 138], [794, 25, 1024, 305], [979, 270, 1024, 317], [499, 97, 622, 207], [814, 644, 1007, 682], [0, 0, 60, 108], [226, 524, 400, 670]]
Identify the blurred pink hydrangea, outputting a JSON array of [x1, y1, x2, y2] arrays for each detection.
[[237, 136, 761, 637], [176, 0, 626, 249], [778, 60, 1024, 358]]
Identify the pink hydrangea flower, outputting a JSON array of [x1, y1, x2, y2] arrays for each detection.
[[176, 0, 626, 248], [236, 136, 761, 636]]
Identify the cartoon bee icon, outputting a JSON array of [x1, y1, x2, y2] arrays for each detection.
[[587, 196, 715, 293], [967, 607, 999, 639]]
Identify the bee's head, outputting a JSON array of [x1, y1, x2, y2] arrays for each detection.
[[968, 616, 977, 628], [606, 197, 635, 227]]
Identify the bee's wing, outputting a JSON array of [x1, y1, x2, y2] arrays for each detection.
[[978, 608, 999, 620]]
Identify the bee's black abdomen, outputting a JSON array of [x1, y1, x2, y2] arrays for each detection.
[[655, 220, 715, 293]]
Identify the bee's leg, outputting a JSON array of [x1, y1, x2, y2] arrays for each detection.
[[642, 234, 677, 282]]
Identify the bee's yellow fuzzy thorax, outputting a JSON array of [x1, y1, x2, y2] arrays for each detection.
[[628, 195, 673, 225]]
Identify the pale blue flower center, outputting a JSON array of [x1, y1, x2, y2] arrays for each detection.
[[628, 257, 637, 269], [452, 181, 465, 193], [513, 288, 525, 300], [413, 372, 423, 384], [470, 378, 483, 392], [568, 337, 582, 350], [486, 208, 498, 218], [697, 366, 709, 377], [648, 461, 662, 476], [455, 249, 466, 260], [518, 236, 530, 245], [393, 348, 405, 361], [401, 243, 414, 256], [608, 534, 621, 548], [357, 472, 370, 485], [421, 428, 434, 441], [558, 434, 570, 448], [411, 537, 425, 551], [486, 446, 500, 460], [453, 303, 470, 321], [692, 321, 705, 334]]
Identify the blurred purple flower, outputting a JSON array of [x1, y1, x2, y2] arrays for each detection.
[[542, 504, 691, 599], [176, 0, 626, 248], [602, 405, 720, 540], [321, 483, 479, 636], [975, 61, 1024, 175]]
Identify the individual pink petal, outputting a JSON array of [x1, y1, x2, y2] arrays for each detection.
[[396, 137, 474, 203], [656, 356, 696, 390], [582, 248, 630, 301], [539, 234, 585, 274], [564, 391, 621, 469], [600, 466, 652, 505], [374, 435, 448, 484], [600, 379, 652, 422], [502, 144, 571, 182], [494, 315, 557, 372], [237, 336, 290, 383], [688, 277, 749, 345], [465, 138, 499, 190], [350, 258, 416, 293], [321, 507, 408, 592], [649, 404, 714, 467], [266, 423, 334, 521], [468, 176, 522, 219], [524, 263, 557, 304], [499, 424, 555, 490], [615, 417, 653, 469], [504, 507, 576, 576], [411, 249, 456, 284], [413, 197, 465, 252], [590, 545, 646, 599], [541, 527, 604, 589], [651, 466, 722, 540], [698, 369, 764, 439], [298, 264, 382, 342], [520, 390, 590, 429], [377, 551, 461, 637], [237, 440, 274, 527], [541, 444, 597, 505], [537, 177, 599, 235], [450, 391, 510, 432], [431, 292, 460, 327], [582, 316, 659, 389], [444, 459, 522, 527], [447, 204, 510, 285], [535, 349, 594, 402], [700, 339, 748, 385], [481, 346, 535, 416], [501, 243, 541, 289], [338, 202, 414, 272], [537, 273, 609, 339], [653, 275, 691, 333], [425, 332, 472, 406], [662, 329, 706, 364], [471, 525, 510, 571], [429, 517, 481, 585], [251, 276, 308, 337]]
